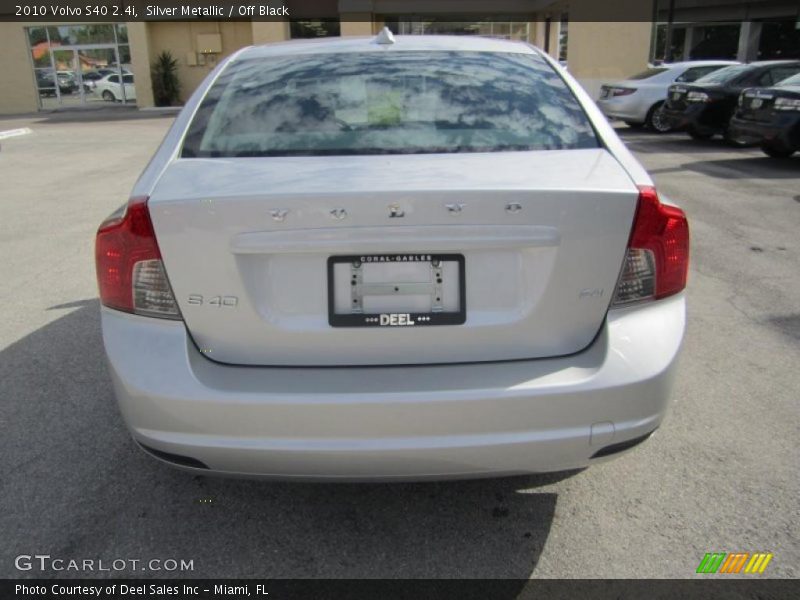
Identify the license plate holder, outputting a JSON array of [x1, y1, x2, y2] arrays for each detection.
[[327, 254, 466, 327]]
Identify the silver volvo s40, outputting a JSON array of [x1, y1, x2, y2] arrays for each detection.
[[96, 31, 689, 480]]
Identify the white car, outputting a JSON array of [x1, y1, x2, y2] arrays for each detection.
[[96, 32, 689, 480], [597, 60, 739, 132], [93, 72, 136, 102]]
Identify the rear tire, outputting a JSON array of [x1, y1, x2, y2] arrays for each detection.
[[102, 90, 115, 102], [761, 144, 795, 159], [646, 102, 671, 133], [687, 127, 713, 141]]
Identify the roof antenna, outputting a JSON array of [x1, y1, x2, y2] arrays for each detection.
[[374, 26, 395, 45]]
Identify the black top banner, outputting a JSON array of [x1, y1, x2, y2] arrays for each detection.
[[2, 0, 799, 22], [4, 1, 302, 21]]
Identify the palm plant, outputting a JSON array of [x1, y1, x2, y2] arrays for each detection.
[[151, 51, 181, 106]]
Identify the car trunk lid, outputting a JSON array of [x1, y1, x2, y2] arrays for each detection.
[[148, 148, 638, 366], [738, 88, 778, 122]]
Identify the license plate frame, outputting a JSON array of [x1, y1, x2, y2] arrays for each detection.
[[327, 253, 466, 328]]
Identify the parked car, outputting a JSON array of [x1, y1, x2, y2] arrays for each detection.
[[728, 72, 800, 158], [79, 70, 106, 92], [35, 70, 77, 95], [35, 71, 58, 96], [82, 68, 133, 92], [97, 66, 132, 76], [597, 60, 738, 132], [93, 73, 136, 102], [662, 61, 800, 141], [56, 70, 79, 94], [95, 32, 689, 480]]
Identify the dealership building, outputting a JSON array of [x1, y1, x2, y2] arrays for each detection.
[[0, 0, 798, 115]]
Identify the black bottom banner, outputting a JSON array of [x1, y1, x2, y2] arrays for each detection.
[[3, 579, 799, 600]]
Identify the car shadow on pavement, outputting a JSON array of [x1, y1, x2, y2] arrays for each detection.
[[0, 300, 568, 581], [647, 154, 799, 180], [767, 314, 800, 342], [32, 107, 179, 124], [678, 156, 800, 179], [0, 107, 177, 126], [615, 129, 743, 154]]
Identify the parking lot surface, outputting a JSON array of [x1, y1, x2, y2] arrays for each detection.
[[0, 114, 798, 578]]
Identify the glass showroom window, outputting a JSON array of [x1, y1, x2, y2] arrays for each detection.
[[26, 24, 134, 109]]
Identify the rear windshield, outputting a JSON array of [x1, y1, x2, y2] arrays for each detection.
[[182, 51, 599, 158], [695, 65, 750, 84], [777, 73, 800, 86], [628, 67, 669, 80]]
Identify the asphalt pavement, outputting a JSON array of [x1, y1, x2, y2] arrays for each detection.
[[0, 114, 798, 579]]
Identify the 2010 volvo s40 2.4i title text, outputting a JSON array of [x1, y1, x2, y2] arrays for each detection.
[[96, 31, 689, 481]]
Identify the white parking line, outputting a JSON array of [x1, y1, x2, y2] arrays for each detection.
[[0, 127, 32, 140]]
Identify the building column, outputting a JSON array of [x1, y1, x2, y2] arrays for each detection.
[[565, 0, 652, 99], [340, 14, 374, 36], [0, 23, 38, 114], [127, 22, 154, 108], [251, 20, 290, 45], [736, 21, 761, 62], [526, 21, 538, 45], [532, 19, 547, 49], [683, 26, 696, 61], [548, 18, 562, 60]]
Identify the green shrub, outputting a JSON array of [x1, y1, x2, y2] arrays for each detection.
[[151, 51, 181, 106]]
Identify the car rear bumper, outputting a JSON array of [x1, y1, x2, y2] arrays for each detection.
[[101, 294, 685, 480], [662, 103, 720, 134], [596, 96, 647, 123], [661, 106, 694, 131], [729, 115, 799, 149], [727, 116, 774, 145]]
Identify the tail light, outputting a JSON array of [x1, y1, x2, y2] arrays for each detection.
[[686, 91, 711, 103], [611, 87, 636, 97], [774, 97, 800, 111], [95, 196, 181, 319], [612, 185, 689, 306]]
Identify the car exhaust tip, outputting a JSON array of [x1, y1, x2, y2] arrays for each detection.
[[591, 430, 656, 459], [137, 442, 210, 470]]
